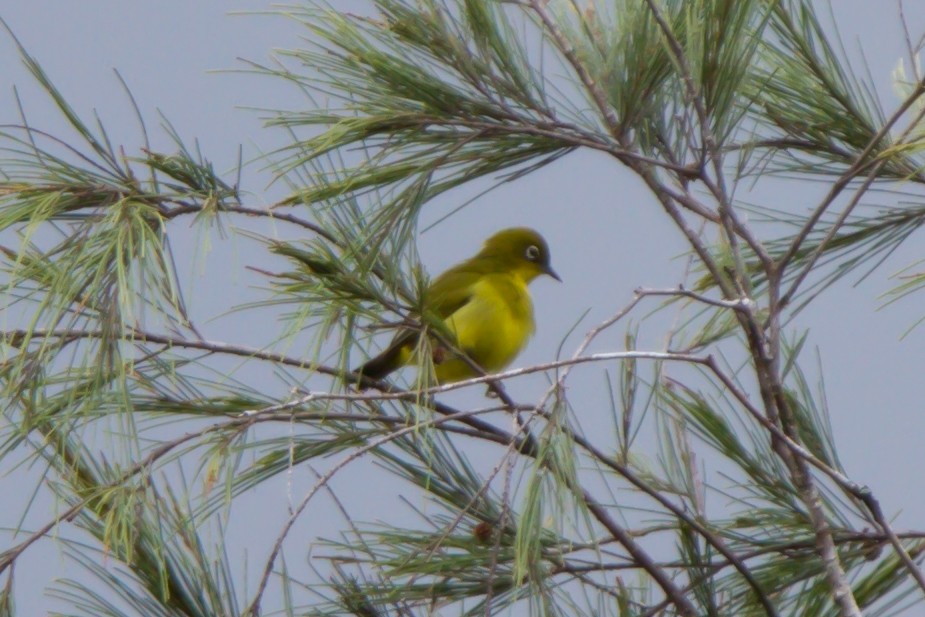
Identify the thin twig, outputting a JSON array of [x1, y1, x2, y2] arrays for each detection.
[[240, 405, 518, 617], [778, 75, 925, 280], [780, 76, 925, 306]]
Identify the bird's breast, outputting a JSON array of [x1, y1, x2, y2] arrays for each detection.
[[442, 274, 535, 374]]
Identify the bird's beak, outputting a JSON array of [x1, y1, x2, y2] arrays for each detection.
[[544, 265, 562, 282]]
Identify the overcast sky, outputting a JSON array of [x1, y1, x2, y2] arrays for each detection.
[[3, 1, 925, 614]]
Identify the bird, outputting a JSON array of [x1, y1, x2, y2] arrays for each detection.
[[354, 227, 560, 386]]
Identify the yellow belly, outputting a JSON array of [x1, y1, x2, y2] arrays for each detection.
[[433, 275, 535, 383]]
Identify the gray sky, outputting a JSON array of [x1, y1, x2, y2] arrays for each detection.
[[3, 1, 925, 614]]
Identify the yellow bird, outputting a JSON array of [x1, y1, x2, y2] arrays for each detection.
[[354, 227, 560, 385]]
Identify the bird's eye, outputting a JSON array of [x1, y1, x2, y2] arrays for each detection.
[[525, 245, 541, 261]]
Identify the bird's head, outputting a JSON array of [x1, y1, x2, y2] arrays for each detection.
[[478, 227, 561, 283]]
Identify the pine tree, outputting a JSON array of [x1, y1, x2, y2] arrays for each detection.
[[3, 2, 925, 616]]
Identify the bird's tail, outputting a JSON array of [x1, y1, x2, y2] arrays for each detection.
[[353, 346, 402, 383]]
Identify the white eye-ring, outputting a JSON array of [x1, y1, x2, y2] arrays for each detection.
[[525, 245, 541, 261]]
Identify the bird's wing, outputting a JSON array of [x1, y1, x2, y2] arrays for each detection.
[[425, 266, 482, 319], [369, 267, 482, 350], [353, 264, 483, 382]]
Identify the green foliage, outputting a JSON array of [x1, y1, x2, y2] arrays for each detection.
[[4, 1, 925, 616]]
